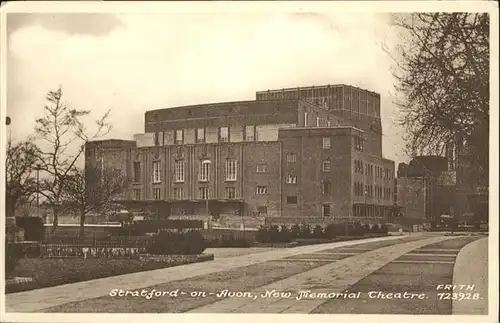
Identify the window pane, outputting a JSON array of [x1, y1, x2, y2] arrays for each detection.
[[245, 126, 255, 141], [220, 127, 229, 142], [286, 196, 297, 204], [197, 128, 205, 143]]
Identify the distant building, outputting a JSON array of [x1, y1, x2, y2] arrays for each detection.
[[395, 156, 456, 225], [394, 177, 427, 224], [85, 85, 395, 225]]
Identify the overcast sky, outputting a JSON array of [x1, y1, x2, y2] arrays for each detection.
[[6, 11, 409, 164]]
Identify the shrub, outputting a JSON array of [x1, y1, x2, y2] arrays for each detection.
[[363, 224, 371, 234], [312, 225, 325, 238], [298, 223, 312, 239], [16, 217, 45, 241], [146, 230, 206, 255], [290, 224, 301, 239], [5, 243, 21, 278], [324, 223, 337, 239], [380, 224, 389, 234], [279, 226, 293, 242], [256, 226, 270, 242], [269, 225, 281, 242], [371, 224, 382, 234]]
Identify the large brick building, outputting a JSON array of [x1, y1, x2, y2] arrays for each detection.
[[85, 85, 395, 224]]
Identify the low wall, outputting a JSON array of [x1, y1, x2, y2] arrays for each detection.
[[265, 216, 385, 227]]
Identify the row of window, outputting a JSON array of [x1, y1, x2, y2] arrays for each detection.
[[133, 159, 238, 183], [353, 182, 392, 200], [134, 159, 302, 185], [133, 187, 237, 200], [161, 126, 256, 145], [353, 160, 393, 179]]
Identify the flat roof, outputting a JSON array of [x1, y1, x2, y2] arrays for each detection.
[[256, 84, 380, 95], [145, 98, 302, 114], [281, 126, 365, 133]]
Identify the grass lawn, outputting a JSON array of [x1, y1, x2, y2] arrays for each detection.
[[7, 254, 213, 294]]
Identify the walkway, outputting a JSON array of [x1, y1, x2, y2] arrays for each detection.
[[6, 235, 407, 312]]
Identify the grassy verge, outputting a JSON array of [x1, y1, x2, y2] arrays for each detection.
[[6, 254, 213, 294]]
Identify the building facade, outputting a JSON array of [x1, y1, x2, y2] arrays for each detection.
[[85, 85, 395, 223]]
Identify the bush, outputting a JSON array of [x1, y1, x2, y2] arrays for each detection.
[[16, 217, 45, 241], [312, 225, 325, 238], [298, 223, 312, 239], [324, 223, 337, 239], [5, 243, 21, 278], [256, 225, 293, 243], [363, 224, 371, 234], [256, 225, 270, 242], [146, 230, 206, 255], [207, 235, 252, 247], [290, 224, 301, 239], [380, 224, 389, 234], [371, 224, 382, 234], [279, 226, 293, 242]]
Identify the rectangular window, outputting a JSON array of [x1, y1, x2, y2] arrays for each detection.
[[219, 127, 229, 142], [355, 136, 363, 151], [304, 112, 308, 127], [257, 206, 267, 216], [316, 117, 320, 127], [327, 121, 331, 127], [225, 187, 236, 199], [323, 137, 331, 149], [173, 187, 184, 200], [154, 132, 160, 146], [198, 187, 209, 200], [286, 196, 298, 204], [322, 204, 331, 217], [225, 159, 237, 181], [286, 175, 297, 184], [322, 181, 331, 195], [322, 160, 331, 172], [175, 129, 183, 145], [199, 160, 210, 182], [174, 160, 185, 183], [245, 126, 255, 141], [286, 153, 297, 163], [153, 187, 161, 200], [197, 128, 205, 143], [256, 164, 267, 173], [133, 161, 140, 182], [133, 189, 141, 200], [152, 161, 161, 183], [256, 186, 267, 195]]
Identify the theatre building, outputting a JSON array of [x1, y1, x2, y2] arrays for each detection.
[[85, 85, 395, 223]]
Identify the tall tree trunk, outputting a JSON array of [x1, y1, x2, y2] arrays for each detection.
[[52, 207, 58, 234], [79, 210, 86, 242]]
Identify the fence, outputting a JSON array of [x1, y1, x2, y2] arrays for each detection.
[[40, 244, 145, 259]]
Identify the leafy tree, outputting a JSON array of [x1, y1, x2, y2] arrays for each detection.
[[386, 13, 489, 190], [33, 87, 112, 232], [60, 163, 128, 239], [5, 139, 39, 217]]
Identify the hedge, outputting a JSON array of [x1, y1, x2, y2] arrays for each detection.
[[256, 223, 388, 243], [146, 230, 206, 255]]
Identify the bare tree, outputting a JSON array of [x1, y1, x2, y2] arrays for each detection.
[[60, 163, 128, 239], [385, 13, 489, 190], [34, 87, 112, 232], [5, 139, 39, 218]]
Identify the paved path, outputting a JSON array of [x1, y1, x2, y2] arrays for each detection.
[[188, 235, 457, 313], [5, 235, 407, 313], [452, 237, 488, 315]]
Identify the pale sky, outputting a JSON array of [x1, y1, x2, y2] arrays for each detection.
[[6, 11, 409, 164]]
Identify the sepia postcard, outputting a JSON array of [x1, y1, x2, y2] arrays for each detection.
[[0, 1, 498, 323]]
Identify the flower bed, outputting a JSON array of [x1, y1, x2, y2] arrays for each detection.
[[6, 253, 214, 294]]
